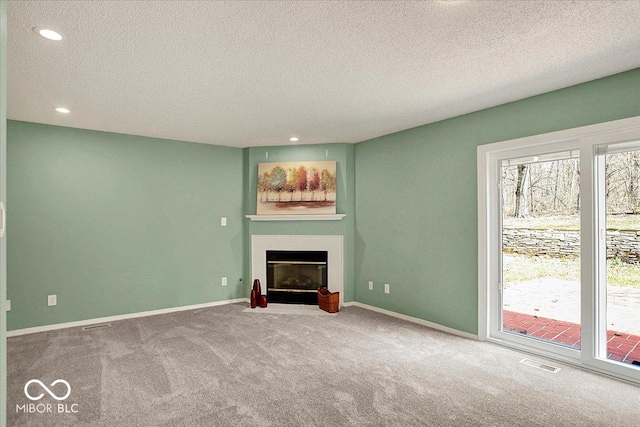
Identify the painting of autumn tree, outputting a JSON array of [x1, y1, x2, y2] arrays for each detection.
[[257, 161, 337, 215]]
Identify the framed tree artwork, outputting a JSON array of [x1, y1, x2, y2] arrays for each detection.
[[257, 161, 337, 215]]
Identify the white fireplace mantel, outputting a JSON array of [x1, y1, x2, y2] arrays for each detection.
[[251, 235, 344, 307], [245, 214, 345, 221]]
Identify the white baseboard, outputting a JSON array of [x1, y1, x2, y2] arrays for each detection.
[[7, 298, 249, 337], [345, 301, 478, 341], [7, 298, 477, 341]]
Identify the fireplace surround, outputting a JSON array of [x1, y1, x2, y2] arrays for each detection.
[[251, 235, 344, 307]]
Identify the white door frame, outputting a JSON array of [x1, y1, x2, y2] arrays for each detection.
[[477, 116, 640, 385]]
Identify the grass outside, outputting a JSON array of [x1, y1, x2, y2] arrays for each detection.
[[503, 214, 640, 231], [503, 253, 640, 289]]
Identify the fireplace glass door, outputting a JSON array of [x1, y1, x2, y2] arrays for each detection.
[[267, 250, 328, 304]]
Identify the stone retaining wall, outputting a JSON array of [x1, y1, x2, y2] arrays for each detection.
[[502, 228, 640, 263]]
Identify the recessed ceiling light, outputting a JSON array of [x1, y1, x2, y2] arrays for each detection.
[[289, 137, 299, 142], [33, 27, 62, 41], [55, 107, 70, 114]]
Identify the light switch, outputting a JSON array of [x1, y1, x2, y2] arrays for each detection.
[[221, 217, 227, 226]]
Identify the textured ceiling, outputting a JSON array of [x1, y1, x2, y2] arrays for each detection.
[[7, 1, 640, 148]]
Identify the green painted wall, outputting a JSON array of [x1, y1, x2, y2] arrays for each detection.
[[354, 68, 640, 335], [243, 144, 356, 302], [5, 65, 639, 343], [7, 121, 245, 330], [0, 1, 7, 424]]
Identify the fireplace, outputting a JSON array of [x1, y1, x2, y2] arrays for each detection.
[[267, 251, 328, 304], [251, 235, 344, 308]]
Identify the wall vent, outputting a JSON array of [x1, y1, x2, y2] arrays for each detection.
[[82, 323, 111, 331], [520, 358, 561, 373]]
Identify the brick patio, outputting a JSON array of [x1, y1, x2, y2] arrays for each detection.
[[503, 310, 640, 365]]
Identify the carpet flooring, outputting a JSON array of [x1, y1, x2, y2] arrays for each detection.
[[242, 304, 338, 316], [6, 303, 640, 426]]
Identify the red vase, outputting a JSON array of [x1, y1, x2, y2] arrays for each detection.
[[253, 279, 261, 296], [259, 295, 268, 308], [250, 289, 257, 308]]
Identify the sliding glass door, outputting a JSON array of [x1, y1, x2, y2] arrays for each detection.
[[594, 141, 640, 368], [500, 152, 581, 352], [479, 118, 640, 384]]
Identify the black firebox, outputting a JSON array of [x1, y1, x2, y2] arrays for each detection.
[[266, 250, 328, 304]]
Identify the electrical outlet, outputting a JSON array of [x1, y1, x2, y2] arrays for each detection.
[[384, 284, 390, 294], [222, 277, 228, 286], [48, 294, 57, 306], [368, 281, 373, 290], [221, 217, 227, 227], [6, 300, 10, 311]]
